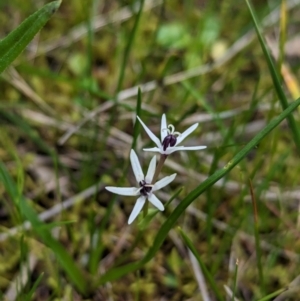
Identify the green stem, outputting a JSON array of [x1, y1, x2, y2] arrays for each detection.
[[151, 154, 168, 184]]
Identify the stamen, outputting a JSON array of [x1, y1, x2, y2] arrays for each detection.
[[162, 134, 177, 151], [167, 124, 181, 136], [162, 124, 181, 151], [139, 180, 153, 196], [168, 124, 175, 134], [163, 124, 181, 136]]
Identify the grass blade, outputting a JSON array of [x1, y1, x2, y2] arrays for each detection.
[[245, 0, 300, 150], [249, 178, 264, 293], [0, 0, 61, 73], [115, 0, 145, 94], [24, 272, 44, 301], [131, 87, 142, 150]]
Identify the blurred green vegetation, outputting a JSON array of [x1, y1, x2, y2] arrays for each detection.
[[1, 0, 300, 300]]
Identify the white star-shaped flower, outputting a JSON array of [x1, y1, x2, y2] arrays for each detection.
[[137, 114, 207, 155], [105, 149, 176, 224]]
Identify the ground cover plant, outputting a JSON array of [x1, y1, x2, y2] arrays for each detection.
[[1, 0, 300, 300]]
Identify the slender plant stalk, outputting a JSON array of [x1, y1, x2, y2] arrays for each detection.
[[132, 88, 143, 150], [249, 178, 264, 293], [152, 154, 168, 184], [278, 0, 287, 73], [115, 0, 145, 94]]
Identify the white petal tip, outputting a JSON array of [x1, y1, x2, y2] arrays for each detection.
[[128, 196, 146, 225], [128, 215, 138, 225]]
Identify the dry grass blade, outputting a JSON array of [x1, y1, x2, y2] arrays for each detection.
[[224, 285, 240, 301], [188, 249, 211, 301], [2, 67, 55, 114], [273, 275, 300, 300], [4, 254, 38, 301]]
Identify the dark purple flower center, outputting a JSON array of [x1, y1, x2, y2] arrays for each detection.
[[162, 134, 177, 151], [139, 180, 152, 196]]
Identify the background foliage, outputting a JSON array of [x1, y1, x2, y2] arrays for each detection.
[[1, 0, 300, 300]]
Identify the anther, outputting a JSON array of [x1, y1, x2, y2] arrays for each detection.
[[162, 134, 177, 151], [139, 180, 153, 196]]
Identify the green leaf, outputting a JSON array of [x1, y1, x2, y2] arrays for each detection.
[[0, 0, 61, 74]]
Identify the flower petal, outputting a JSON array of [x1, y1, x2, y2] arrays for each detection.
[[148, 194, 164, 211], [161, 114, 168, 141], [105, 186, 139, 196], [128, 196, 146, 224], [143, 147, 162, 153], [137, 116, 162, 148], [164, 146, 186, 154], [166, 145, 207, 154], [176, 123, 199, 145], [153, 173, 176, 191], [178, 146, 207, 151], [145, 155, 156, 183], [130, 149, 144, 183]]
